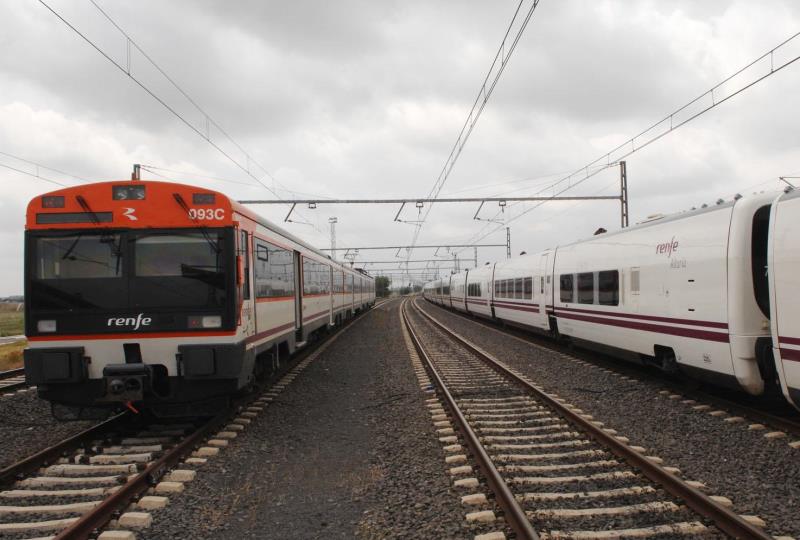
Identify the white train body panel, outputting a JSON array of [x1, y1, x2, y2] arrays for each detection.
[[492, 252, 552, 331], [769, 190, 800, 407], [465, 266, 493, 317], [424, 192, 784, 402]]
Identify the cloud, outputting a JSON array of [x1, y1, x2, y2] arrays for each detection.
[[0, 0, 798, 294]]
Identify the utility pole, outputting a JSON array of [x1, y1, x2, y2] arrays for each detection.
[[328, 217, 337, 260], [474, 247, 478, 268], [131, 164, 140, 181], [506, 227, 511, 259], [620, 161, 629, 228]]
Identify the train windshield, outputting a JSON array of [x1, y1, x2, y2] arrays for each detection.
[[132, 231, 227, 308], [28, 229, 232, 312]]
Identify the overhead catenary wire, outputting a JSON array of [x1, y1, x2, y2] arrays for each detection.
[[456, 30, 800, 253], [0, 150, 89, 183], [407, 0, 542, 256], [39, 0, 326, 236], [0, 161, 69, 187]]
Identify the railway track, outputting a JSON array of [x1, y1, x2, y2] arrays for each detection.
[[420, 298, 800, 440], [0, 405, 234, 539], [401, 298, 771, 539], [0, 368, 27, 394], [0, 305, 379, 539]]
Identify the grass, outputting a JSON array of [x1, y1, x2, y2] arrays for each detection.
[[0, 312, 23, 337], [0, 341, 25, 371]]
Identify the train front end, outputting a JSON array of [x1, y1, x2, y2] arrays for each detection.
[[24, 180, 244, 416]]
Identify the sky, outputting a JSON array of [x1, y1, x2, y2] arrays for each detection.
[[0, 0, 798, 295]]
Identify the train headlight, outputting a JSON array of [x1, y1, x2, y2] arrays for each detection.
[[188, 315, 222, 329], [37, 320, 57, 332]]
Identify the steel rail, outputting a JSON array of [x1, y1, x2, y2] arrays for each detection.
[[411, 299, 773, 540], [0, 381, 27, 393], [0, 367, 24, 380], [53, 302, 380, 539], [400, 299, 538, 540], [0, 413, 128, 486], [424, 299, 800, 439], [54, 410, 229, 540]]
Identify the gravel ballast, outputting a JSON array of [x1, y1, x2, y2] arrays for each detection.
[[0, 388, 97, 470], [420, 299, 800, 538], [144, 300, 489, 539]]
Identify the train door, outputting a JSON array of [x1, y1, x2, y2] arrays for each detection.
[[329, 266, 335, 324], [768, 191, 800, 408], [293, 251, 303, 338], [237, 229, 255, 338], [447, 275, 453, 308], [536, 252, 551, 329], [464, 270, 469, 313], [490, 263, 497, 318]]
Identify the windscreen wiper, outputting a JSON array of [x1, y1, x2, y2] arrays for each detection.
[[76, 195, 101, 225], [172, 193, 220, 253]]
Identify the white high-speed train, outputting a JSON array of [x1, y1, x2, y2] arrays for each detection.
[[424, 189, 800, 410]]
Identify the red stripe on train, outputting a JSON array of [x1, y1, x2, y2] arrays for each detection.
[[780, 348, 800, 362], [556, 306, 728, 329], [555, 311, 729, 343]]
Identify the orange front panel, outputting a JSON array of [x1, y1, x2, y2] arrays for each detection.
[[27, 180, 234, 230]]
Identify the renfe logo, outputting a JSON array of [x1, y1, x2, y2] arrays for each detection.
[[656, 237, 679, 257], [107, 313, 152, 330]]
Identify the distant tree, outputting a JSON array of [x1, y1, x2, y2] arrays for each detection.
[[375, 276, 391, 297]]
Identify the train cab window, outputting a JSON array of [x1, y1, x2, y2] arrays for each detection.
[[524, 277, 533, 300], [36, 233, 123, 280], [578, 272, 594, 304], [752, 205, 771, 318], [560, 274, 574, 303], [598, 270, 619, 306]]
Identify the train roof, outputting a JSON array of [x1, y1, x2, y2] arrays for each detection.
[[26, 179, 370, 278]]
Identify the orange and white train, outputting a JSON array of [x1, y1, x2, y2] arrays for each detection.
[[425, 189, 800, 411], [24, 179, 374, 416]]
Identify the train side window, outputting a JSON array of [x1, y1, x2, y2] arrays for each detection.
[[524, 277, 533, 300], [514, 278, 523, 299], [630, 268, 640, 296], [255, 241, 295, 298], [494, 281, 500, 296], [598, 270, 619, 306], [560, 274, 574, 303], [578, 272, 594, 304]]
